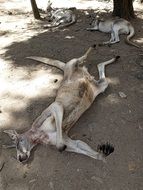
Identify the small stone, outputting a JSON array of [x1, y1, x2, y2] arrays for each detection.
[[118, 91, 127, 98], [77, 168, 80, 172], [65, 36, 74, 39], [128, 161, 138, 171], [136, 55, 143, 67], [29, 179, 36, 184], [23, 173, 27, 178], [91, 176, 103, 183], [91, 176, 96, 180], [107, 93, 119, 103], [138, 124, 143, 130], [77, 19, 82, 23], [135, 72, 143, 80], [128, 59, 135, 64], [139, 60, 143, 67], [49, 181, 54, 189]]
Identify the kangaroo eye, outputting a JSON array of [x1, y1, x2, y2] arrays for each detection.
[[19, 138, 25, 145]]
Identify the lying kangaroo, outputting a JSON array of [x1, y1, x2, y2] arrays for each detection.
[[44, 1, 76, 28], [87, 17, 139, 48], [4, 46, 118, 163]]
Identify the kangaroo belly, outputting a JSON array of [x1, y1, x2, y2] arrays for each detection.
[[99, 21, 112, 33], [119, 26, 129, 34], [55, 80, 94, 132]]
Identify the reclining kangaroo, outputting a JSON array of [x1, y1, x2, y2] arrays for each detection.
[[44, 1, 76, 28], [87, 17, 139, 48], [4, 46, 118, 163]]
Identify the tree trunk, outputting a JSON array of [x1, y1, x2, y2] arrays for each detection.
[[30, 0, 41, 19], [112, 0, 135, 20]]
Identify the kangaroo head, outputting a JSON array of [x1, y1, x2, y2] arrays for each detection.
[[90, 19, 99, 30], [46, 0, 53, 12], [4, 130, 35, 163]]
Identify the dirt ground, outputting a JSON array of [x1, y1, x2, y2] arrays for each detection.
[[0, 0, 143, 190]]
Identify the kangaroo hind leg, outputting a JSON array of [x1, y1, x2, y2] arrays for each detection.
[[110, 28, 120, 44], [49, 102, 66, 151], [64, 136, 105, 161], [97, 56, 120, 93], [64, 136, 114, 161]]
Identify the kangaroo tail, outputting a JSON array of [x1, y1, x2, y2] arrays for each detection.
[[27, 56, 65, 71], [43, 21, 60, 29], [125, 25, 140, 48]]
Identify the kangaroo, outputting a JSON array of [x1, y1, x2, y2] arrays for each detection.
[[87, 17, 140, 48], [4, 46, 118, 163], [44, 1, 76, 29]]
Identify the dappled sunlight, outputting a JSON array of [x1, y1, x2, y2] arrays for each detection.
[[1, 68, 62, 98], [1, 0, 141, 12], [0, 57, 63, 129], [1, 96, 27, 112], [0, 58, 13, 71], [50, 0, 112, 10], [0, 20, 46, 51], [0, 112, 14, 129], [0, 36, 14, 53], [0, 0, 31, 12]]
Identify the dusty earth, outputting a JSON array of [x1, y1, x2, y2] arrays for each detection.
[[0, 0, 143, 190]]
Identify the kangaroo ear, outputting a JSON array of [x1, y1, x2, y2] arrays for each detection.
[[3, 130, 19, 140], [96, 15, 104, 22], [47, 0, 52, 7]]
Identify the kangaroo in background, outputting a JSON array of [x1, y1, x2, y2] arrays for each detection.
[[4, 46, 118, 163], [87, 17, 140, 48], [44, 0, 76, 29]]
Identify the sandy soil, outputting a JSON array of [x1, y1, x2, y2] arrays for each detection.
[[0, 1, 143, 190]]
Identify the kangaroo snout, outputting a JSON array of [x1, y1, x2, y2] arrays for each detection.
[[18, 154, 28, 163]]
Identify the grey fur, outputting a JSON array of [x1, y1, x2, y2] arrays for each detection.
[[87, 17, 139, 48]]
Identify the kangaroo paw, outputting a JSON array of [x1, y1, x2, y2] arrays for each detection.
[[97, 142, 114, 157]]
